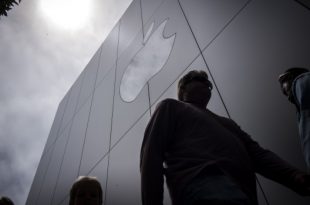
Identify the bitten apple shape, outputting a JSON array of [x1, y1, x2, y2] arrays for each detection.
[[120, 19, 176, 102]]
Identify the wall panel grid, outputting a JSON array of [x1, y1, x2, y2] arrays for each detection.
[[27, 0, 310, 205]]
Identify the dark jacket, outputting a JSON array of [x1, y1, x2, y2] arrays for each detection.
[[292, 72, 310, 168], [140, 99, 305, 205]]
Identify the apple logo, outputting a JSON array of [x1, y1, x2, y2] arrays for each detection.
[[120, 19, 176, 102]]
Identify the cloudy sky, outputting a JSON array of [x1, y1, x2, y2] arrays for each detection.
[[0, 0, 132, 204]]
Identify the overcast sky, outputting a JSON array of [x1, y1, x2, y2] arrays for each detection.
[[0, 0, 132, 204]]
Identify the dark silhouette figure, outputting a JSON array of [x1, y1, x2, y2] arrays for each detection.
[[279, 67, 310, 169], [69, 176, 103, 205], [0, 196, 14, 205], [140, 70, 310, 205]]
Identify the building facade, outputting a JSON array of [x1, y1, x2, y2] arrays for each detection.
[[26, 0, 310, 204]]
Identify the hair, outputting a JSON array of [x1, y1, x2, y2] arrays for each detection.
[[278, 67, 309, 84], [178, 70, 212, 101], [0, 196, 14, 205], [69, 176, 103, 205]]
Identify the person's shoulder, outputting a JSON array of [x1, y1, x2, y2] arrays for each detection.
[[294, 72, 310, 83], [207, 109, 228, 120], [208, 110, 238, 127], [155, 98, 185, 111], [293, 72, 310, 91], [157, 98, 182, 106]]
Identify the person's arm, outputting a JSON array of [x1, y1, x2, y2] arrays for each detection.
[[293, 73, 310, 111], [230, 120, 310, 196], [293, 73, 310, 168], [140, 100, 175, 205]]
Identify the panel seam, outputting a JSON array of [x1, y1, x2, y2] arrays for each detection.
[[177, 0, 253, 118], [53, 70, 87, 205], [77, 45, 104, 176], [104, 20, 121, 205]]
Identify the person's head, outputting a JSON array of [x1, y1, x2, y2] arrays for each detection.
[[0, 196, 14, 205], [178, 70, 213, 108], [278, 67, 309, 102], [69, 176, 103, 205]]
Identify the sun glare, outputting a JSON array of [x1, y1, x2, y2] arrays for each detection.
[[39, 0, 92, 30]]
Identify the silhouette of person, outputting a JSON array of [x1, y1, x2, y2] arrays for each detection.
[[0, 196, 14, 205], [140, 70, 310, 205], [69, 176, 103, 205], [279, 67, 310, 169]]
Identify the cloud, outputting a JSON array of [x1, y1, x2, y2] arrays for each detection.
[[0, 0, 132, 204]]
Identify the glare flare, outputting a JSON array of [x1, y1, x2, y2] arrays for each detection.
[[39, 0, 92, 30]]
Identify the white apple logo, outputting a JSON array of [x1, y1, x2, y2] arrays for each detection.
[[120, 19, 176, 102]]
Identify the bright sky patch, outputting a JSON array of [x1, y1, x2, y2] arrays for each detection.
[[39, 0, 92, 30]]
